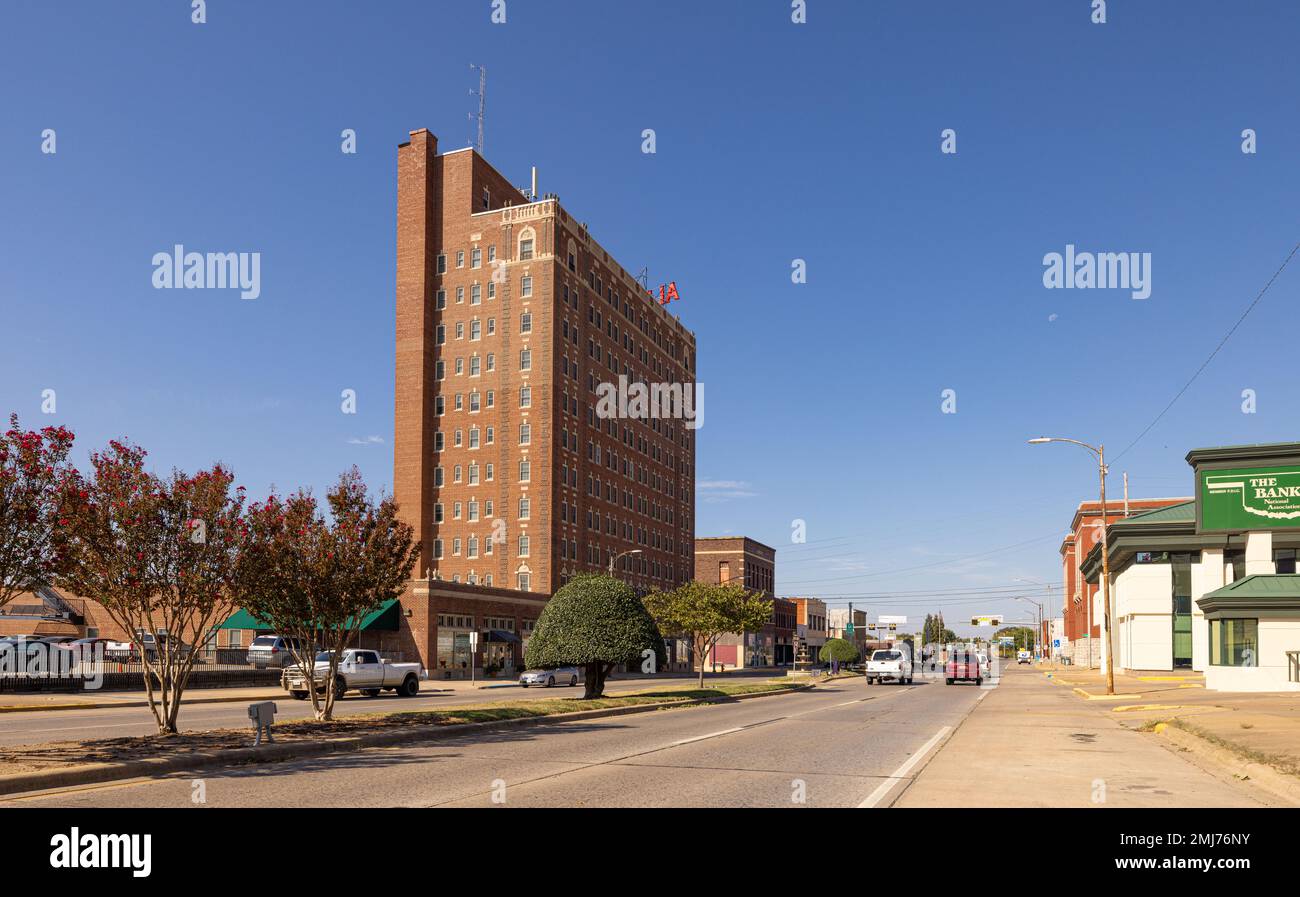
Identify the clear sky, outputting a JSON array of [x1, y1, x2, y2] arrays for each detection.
[[3, 1, 1299, 634]]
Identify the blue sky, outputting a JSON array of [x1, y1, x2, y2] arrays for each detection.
[[3, 1, 1299, 632]]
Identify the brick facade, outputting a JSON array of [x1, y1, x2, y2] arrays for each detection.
[[1060, 496, 1188, 664], [395, 129, 696, 599]]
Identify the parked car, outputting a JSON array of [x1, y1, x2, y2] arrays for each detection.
[[281, 648, 421, 700], [977, 652, 991, 678], [56, 638, 111, 652], [246, 635, 313, 669], [945, 651, 983, 685], [1017, 650, 1032, 665], [519, 667, 580, 688], [865, 648, 913, 685]]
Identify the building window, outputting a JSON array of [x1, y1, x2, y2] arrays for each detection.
[[520, 275, 533, 297], [1224, 549, 1246, 582], [520, 313, 532, 334], [517, 572, 531, 591], [436, 325, 446, 345], [471, 283, 482, 305], [1209, 618, 1258, 666], [520, 350, 532, 372], [436, 289, 446, 309], [471, 247, 482, 269], [456, 250, 465, 268], [519, 386, 532, 408], [519, 231, 535, 260], [519, 459, 530, 482], [437, 254, 447, 274], [1274, 548, 1297, 575], [518, 534, 530, 557], [519, 497, 530, 519]]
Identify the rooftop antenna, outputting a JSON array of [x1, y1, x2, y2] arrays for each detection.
[[468, 64, 486, 154], [635, 267, 650, 290]]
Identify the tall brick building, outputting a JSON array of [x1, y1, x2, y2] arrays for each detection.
[[395, 129, 697, 600]]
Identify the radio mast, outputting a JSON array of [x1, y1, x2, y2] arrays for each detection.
[[468, 64, 486, 154]]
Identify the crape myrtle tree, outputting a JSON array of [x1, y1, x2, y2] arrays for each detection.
[[525, 573, 663, 699], [0, 414, 75, 610], [56, 440, 246, 735], [233, 468, 419, 722], [643, 580, 774, 688]]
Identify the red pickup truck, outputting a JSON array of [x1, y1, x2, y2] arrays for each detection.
[[945, 651, 983, 686]]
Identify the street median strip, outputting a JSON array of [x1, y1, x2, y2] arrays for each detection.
[[0, 680, 815, 798]]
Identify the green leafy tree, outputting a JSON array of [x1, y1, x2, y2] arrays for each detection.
[[643, 581, 774, 688], [525, 573, 662, 698], [232, 468, 419, 721], [819, 637, 859, 665]]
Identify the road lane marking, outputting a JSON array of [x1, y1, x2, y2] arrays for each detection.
[[857, 725, 952, 809], [671, 727, 743, 745]]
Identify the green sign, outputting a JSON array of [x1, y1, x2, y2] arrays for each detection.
[[1200, 464, 1300, 531]]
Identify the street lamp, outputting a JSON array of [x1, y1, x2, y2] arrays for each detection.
[[1013, 596, 1044, 660], [1015, 578, 1054, 660], [608, 548, 643, 575], [1029, 435, 1116, 695]]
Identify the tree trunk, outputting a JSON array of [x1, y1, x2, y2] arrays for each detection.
[[583, 661, 605, 699]]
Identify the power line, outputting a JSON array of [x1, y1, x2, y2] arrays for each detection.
[[1115, 238, 1300, 462], [776, 531, 1067, 586]]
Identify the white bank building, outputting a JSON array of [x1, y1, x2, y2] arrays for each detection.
[[1081, 442, 1300, 692]]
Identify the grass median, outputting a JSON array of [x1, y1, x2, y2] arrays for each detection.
[[0, 679, 809, 779]]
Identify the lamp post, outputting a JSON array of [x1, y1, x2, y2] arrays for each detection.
[[1029, 436, 1116, 695], [1013, 596, 1043, 660], [607, 548, 642, 575], [1015, 577, 1055, 661]]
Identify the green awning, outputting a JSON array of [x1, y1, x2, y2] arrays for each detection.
[[218, 598, 402, 632], [1197, 575, 1300, 619]]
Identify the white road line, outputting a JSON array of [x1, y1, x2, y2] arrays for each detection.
[[857, 725, 952, 808], [671, 727, 743, 745]]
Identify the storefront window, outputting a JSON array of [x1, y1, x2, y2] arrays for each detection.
[[1273, 548, 1297, 575], [1209, 618, 1257, 667]]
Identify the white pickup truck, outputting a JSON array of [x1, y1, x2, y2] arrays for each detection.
[[281, 648, 421, 700], [865, 647, 913, 685]]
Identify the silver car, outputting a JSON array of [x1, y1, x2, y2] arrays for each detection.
[[518, 667, 579, 688], [246, 635, 312, 669]]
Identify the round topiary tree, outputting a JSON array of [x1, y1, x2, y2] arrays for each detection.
[[525, 573, 663, 698], [819, 638, 859, 668]]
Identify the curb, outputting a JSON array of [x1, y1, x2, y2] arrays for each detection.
[[0, 684, 813, 798], [0, 687, 469, 714], [1070, 687, 1145, 701]]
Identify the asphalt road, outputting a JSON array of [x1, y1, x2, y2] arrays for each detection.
[[0, 672, 774, 748], [6, 674, 988, 808]]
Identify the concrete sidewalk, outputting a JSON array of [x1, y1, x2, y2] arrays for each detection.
[[896, 666, 1281, 807], [1039, 662, 1300, 784]]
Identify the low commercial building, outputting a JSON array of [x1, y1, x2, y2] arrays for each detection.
[[1060, 497, 1188, 667], [695, 535, 777, 669], [1081, 441, 1300, 691]]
